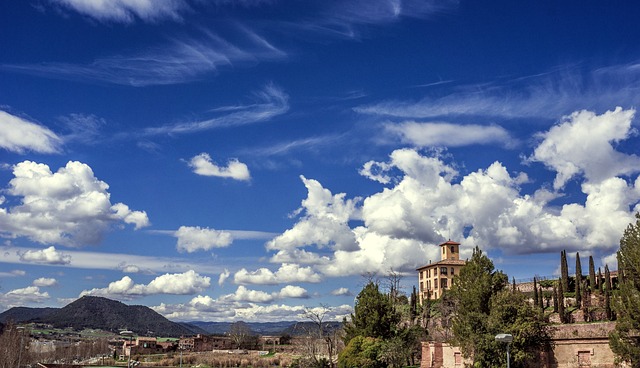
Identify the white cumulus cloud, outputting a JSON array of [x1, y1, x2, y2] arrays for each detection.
[[234, 263, 322, 285], [33, 277, 58, 287], [385, 121, 516, 148], [80, 270, 211, 299], [0, 286, 50, 309], [174, 226, 233, 253], [19, 246, 71, 265], [530, 107, 640, 190], [0, 160, 150, 247], [188, 153, 251, 181]]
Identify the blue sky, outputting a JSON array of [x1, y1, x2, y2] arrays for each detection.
[[1, 0, 640, 322]]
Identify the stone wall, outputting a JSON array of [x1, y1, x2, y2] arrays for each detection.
[[421, 322, 625, 368]]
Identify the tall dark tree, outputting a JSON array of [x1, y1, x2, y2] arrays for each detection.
[[343, 281, 400, 344], [409, 286, 418, 323], [538, 286, 544, 312], [447, 247, 547, 367], [560, 250, 569, 294], [575, 252, 583, 308], [552, 284, 558, 313], [605, 265, 613, 320], [611, 213, 640, 364], [598, 268, 604, 293], [512, 277, 516, 293], [582, 280, 590, 322], [557, 278, 566, 323], [533, 277, 539, 308], [589, 255, 596, 292], [617, 250, 625, 284]]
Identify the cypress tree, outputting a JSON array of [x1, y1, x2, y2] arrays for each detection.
[[538, 286, 544, 312], [561, 250, 569, 293], [533, 277, 539, 308], [576, 252, 583, 308], [557, 278, 566, 323], [552, 284, 558, 313], [598, 268, 603, 293], [605, 265, 612, 320], [512, 277, 516, 293], [582, 280, 590, 322], [589, 255, 596, 292]]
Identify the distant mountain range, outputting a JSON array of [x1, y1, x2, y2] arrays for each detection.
[[0, 296, 341, 337], [0, 296, 196, 337]]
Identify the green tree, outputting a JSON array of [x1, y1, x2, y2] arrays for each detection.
[[557, 278, 566, 323], [533, 277, 539, 308], [552, 284, 558, 313], [446, 246, 547, 367], [589, 255, 596, 292], [575, 252, 582, 308], [610, 213, 640, 365], [342, 281, 400, 344], [338, 336, 385, 368], [560, 250, 569, 294]]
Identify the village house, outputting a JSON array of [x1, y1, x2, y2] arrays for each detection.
[[416, 240, 467, 302]]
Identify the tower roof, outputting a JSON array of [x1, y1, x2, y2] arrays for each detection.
[[438, 240, 460, 247]]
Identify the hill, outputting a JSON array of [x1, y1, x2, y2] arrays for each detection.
[[0, 306, 58, 324], [32, 296, 194, 337]]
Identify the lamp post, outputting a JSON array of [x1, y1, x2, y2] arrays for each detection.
[[16, 326, 25, 368], [120, 330, 134, 368], [495, 333, 513, 368]]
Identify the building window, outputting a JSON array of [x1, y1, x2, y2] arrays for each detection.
[[420, 271, 423, 279], [443, 247, 446, 254], [428, 269, 431, 277], [451, 267, 455, 275], [454, 352, 462, 365], [435, 280, 438, 289], [434, 268, 438, 276], [420, 282, 423, 291], [578, 351, 591, 367], [441, 279, 448, 289], [440, 267, 448, 275]]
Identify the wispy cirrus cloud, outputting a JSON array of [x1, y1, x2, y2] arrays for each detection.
[[384, 121, 517, 148], [48, 0, 191, 23], [143, 84, 289, 135], [355, 63, 640, 120], [1, 30, 286, 87]]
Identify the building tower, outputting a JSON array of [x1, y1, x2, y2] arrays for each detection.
[[416, 240, 466, 303]]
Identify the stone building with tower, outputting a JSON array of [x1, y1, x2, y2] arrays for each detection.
[[416, 240, 467, 302]]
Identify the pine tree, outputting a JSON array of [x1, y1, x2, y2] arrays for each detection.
[[610, 213, 640, 364], [575, 252, 582, 308], [343, 281, 400, 343], [533, 277, 539, 308], [617, 250, 625, 284], [560, 250, 569, 294], [589, 255, 596, 292]]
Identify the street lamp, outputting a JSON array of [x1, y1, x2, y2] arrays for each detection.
[[495, 333, 513, 368], [16, 326, 25, 368], [120, 330, 134, 368]]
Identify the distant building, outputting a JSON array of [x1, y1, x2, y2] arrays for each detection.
[[416, 240, 466, 302], [179, 334, 233, 352]]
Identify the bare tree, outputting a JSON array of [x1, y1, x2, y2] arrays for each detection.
[[385, 269, 403, 303], [0, 322, 30, 368], [227, 321, 253, 350], [303, 304, 341, 368]]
